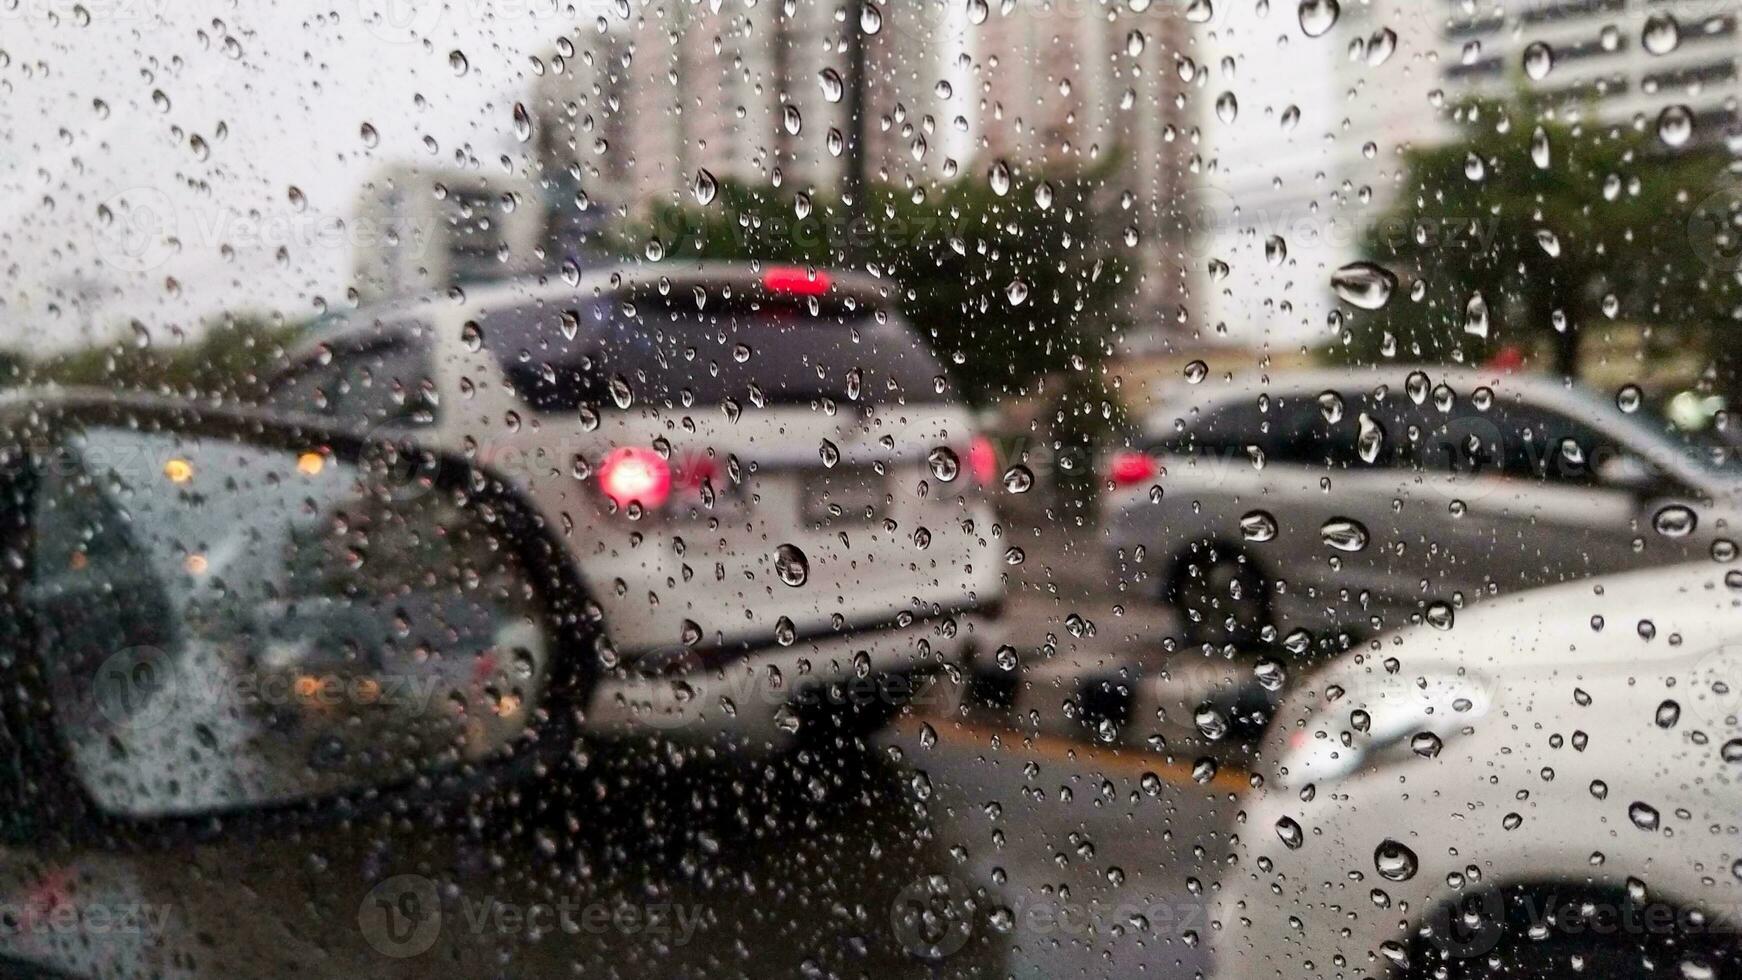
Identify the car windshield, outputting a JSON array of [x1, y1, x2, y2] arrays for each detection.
[[10, 2, 1742, 978]]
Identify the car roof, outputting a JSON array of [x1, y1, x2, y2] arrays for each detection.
[[1138, 367, 1609, 434], [1374, 561, 1742, 670], [292, 261, 896, 359]]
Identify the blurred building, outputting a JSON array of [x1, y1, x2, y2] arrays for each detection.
[[1441, 0, 1741, 149], [531, 2, 962, 210], [350, 164, 551, 302], [971, 1, 1193, 351], [530, 1, 1192, 346]]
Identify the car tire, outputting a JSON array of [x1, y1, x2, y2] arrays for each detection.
[[1165, 539, 1274, 647]]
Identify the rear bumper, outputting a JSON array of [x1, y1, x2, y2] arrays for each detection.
[[587, 606, 1004, 752]]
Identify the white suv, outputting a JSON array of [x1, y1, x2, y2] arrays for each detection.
[[1211, 562, 1742, 979], [264, 262, 1005, 752]]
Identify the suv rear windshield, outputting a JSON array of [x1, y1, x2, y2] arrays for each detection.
[[484, 292, 948, 412]]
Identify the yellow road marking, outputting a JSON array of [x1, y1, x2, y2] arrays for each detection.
[[891, 715, 1252, 793]]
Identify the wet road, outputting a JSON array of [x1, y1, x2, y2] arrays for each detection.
[[0, 523, 1263, 978]]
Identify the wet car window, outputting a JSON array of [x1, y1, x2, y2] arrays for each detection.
[[7, 2, 1742, 978]]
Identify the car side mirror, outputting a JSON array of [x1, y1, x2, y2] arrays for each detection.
[[0, 400, 597, 849]]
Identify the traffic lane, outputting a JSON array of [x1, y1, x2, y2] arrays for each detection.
[[880, 714, 1246, 978], [0, 746, 1011, 978], [0, 722, 1245, 979]]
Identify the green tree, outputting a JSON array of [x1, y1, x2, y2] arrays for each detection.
[[616, 169, 1133, 406], [26, 312, 304, 400], [1331, 95, 1740, 384]]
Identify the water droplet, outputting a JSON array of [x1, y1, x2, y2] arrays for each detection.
[[460, 320, 485, 352], [1410, 731, 1442, 758], [1318, 390, 1345, 423], [1628, 801, 1660, 831], [692, 168, 718, 205], [774, 616, 796, 646], [1254, 658, 1286, 691], [1656, 699, 1681, 728], [1356, 414, 1384, 463], [927, 446, 961, 482], [1006, 279, 1029, 306], [1425, 602, 1454, 631], [1240, 510, 1278, 542], [818, 68, 844, 102], [1216, 91, 1238, 123], [1654, 505, 1698, 538], [1275, 816, 1305, 849], [1265, 235, 1288, 266], [1366, 27, 1396, 66], [1331, 261, 1398, 310], [607, 375, 633, 409], [774, 544, 809, 587], [995, 645, 1019, 671], [1184, 360, 1209, 384], [860, 1, 882, 34], [1522, 41, 1554, 80], [1658, 105, 1695, 148], [448, 49, 469, 75], [1531, 126, 1552, 168], [1191, 758, 1218, 783], [989, 160, 1012, 196], [1643, 13, 1680, 55], [1463, 291, 1491, 338], [1297, 0, 1339, 38], [782, 103, 803, 135], [1321, 518, 1370, 552], [819, 439, 840, 469], [1617, 384, 1643, 413], [1374, 840, 1418, 881], [1002, 465, 1034, 494]]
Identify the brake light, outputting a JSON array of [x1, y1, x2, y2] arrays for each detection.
[[598, 447, 672, 511], [1108, 451, 1159, 488], [763, 266, 831, 296], [968, 435, 998, 485]]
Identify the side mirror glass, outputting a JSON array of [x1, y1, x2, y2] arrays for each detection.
[[16, 417, 579, 830]]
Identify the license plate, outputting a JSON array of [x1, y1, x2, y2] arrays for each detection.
[[802, 466, 883, 525]]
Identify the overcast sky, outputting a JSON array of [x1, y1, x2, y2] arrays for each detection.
[[1, 0, 601, 353]]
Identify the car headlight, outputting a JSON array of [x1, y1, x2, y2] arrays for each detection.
[[1276, 669, 1497, 787]]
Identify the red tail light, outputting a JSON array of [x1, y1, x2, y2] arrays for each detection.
[[1108, 451, 1159, 488], [763, 267, 831, 296], [598, 447, 672, 510], [968, 435, 998, 485]]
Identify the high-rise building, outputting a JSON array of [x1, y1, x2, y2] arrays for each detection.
[[1440, 0, 1740, 149], [529, 1, 1193, 343], [531, 2, 961, 211]]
